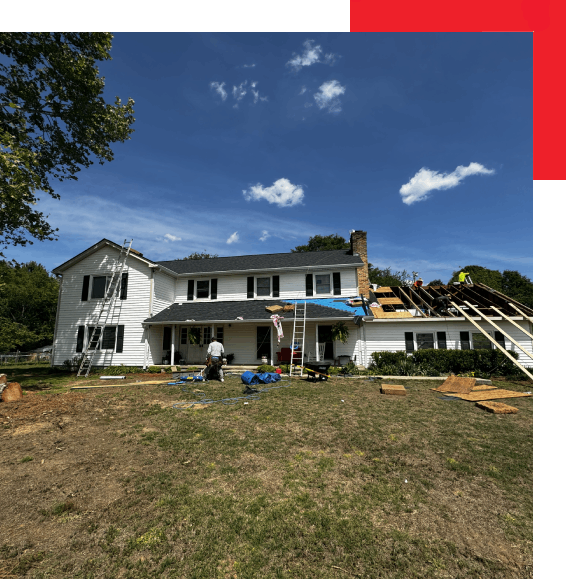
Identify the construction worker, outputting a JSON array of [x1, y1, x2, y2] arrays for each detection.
[[458, 271, 471, 284], [414, 277, 423, 288], [205, 337, 225, 382]]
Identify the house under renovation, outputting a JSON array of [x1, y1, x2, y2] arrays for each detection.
[[50, 231, 533, 376]]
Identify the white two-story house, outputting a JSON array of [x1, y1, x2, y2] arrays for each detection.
[[51, 230, 534, 372]]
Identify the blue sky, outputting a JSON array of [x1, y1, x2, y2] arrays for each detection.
[[9, 32, 533, 283]]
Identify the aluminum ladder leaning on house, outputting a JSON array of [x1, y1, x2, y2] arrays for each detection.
[[77, 239, 133, 378], [290, 301, 306, 377]]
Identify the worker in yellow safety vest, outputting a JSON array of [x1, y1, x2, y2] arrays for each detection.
[[458, 271, 471, 284]]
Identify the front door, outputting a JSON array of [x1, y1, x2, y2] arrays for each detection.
[[317, 325, 334, 361], [185, 326, 212, 364], [256, 326, 271, 362]]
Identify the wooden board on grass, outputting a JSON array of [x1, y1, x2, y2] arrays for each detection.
[[454, 389, 532, 402], [381, 384, 406, 396], [476, 401, 518, 414], [433, 375, 476, 393], [472, 385, 498, 391]]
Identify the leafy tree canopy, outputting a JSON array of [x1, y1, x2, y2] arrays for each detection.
[[448, 265, 533, 308], [0, 260, 60, 351], [291, 234, 349, 253], [0, 33, 135, 257], [368, 266, 419, 287], [182, 251, 219, 260], [427, 279, 444, 286]]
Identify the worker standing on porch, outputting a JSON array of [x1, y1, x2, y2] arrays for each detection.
[[205, 337, 225, 382], [458, 271, 471, 284]]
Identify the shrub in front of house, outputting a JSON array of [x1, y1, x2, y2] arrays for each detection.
[[101, 365, 140, 375], [369, 349, 520, 377], [256, 364, 276, 373]]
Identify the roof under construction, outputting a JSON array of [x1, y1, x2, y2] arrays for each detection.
[[367, 282, 533, 320]]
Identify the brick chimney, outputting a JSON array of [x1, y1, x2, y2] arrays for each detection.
[[349, 230, 370, 297]]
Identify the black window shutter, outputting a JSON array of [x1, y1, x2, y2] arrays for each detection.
[[116, 325, 124, 353], [81, 276, 90, 301], [272, 275, 280, 298], [163, 326, 172, 350], [187, 280, 194, 301], [333, 272, 341, 295], [76, 326, 85, 353], [494, 331, 506, 349], [120, 273, 128, 300], [211, 278, 218, 300], [404, 332, 414, 352], [306, 274, 313, 297], [437, 331, 447, 349], [460, 331, 470, 350], [247, 276, 254, 299]]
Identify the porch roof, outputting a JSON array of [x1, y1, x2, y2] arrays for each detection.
[[144, 300, 354, 324]]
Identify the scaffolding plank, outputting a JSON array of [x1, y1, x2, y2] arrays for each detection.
[[463, 300, 533, 360], [448, 301, 533, 380], [490, 307, 533, 339]]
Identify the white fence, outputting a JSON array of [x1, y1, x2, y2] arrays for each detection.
[[0, 352, 52, 365]]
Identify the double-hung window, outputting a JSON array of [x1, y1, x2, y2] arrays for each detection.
[[196, 280, 210, 299], [81, 274, 128, 301], [188, 278, 217, 300], [91, 276, 109, 299], [247, 275, 280, 298], [315, 274, 331, 294], [78, 325, 124, 352], [256, 277, 271, 296]]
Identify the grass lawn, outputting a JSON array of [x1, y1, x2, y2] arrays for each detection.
[[0, 366, 533, 578]]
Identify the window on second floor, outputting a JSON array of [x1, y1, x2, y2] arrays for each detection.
[[315, 274, 331, 294], [256, 277, 271, 296], [81, 273, 128, 301], [187, 278, 217, 301], [247, 275, 280, 298], [196, 280, 209, 299], [306, 272, 341, 296]]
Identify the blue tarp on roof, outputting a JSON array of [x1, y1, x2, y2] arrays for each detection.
[[283, 298, 366, 317]]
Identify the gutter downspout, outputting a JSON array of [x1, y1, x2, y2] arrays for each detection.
[[51, 274, 64, 367]]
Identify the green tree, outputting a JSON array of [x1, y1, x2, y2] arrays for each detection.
[[0, 260, 60, 351], [0, 33, 135, 257], [368, 266, 419, 287], [448, 264, 532, 308], [427, 278, 444, 286], [502, 270, 533, 309], [182, 251, 219, 260], [448, 265, 503, 290], [291, 234, 349, 253]]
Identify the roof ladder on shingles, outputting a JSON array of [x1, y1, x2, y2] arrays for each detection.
[[290, 301, 306, 377], [77, 239, 133, 378]]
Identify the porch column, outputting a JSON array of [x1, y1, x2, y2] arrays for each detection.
[[171, 324, 176, 366], [143, 326, 148, 369]]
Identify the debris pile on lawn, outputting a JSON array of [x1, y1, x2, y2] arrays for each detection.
[[432, 375, 532, 404]]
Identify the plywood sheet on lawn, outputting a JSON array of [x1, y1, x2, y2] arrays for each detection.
[[381, 384, 407, 396], [472, 385, 498, 391], [433, 375, 476, 393], [454, 389, 532, 402], [370, 307, 412, 319], [476, 401, 518, 414]]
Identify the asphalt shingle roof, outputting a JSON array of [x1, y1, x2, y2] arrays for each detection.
[[155, 250, 363, 275], [145, 300, 354, 323]]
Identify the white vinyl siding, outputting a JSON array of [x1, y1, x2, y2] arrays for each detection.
[[174, 268, 359, 303], [363, 320, 533, 369], [52, 246, 152, 367], [153, 271, 175, 314]]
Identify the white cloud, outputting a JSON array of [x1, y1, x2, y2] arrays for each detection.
[[232, 81, 248, 105], [399, 162, 496, 206], [299, 86, 308, 95], [163, 233, 181, 242], [313, 80, 346, 113], [259, 230, 270, 242], [226, 231, 239, 244], [210, 81, 227, 101], [242, 63, 256, 68], [243, 178, 304, 208], [286, 39, 338, 72], [250, 81, 268, 104]]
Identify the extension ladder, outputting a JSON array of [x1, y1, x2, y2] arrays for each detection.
[[290, 301, 306, 377], [77, 239, 133, 377]]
